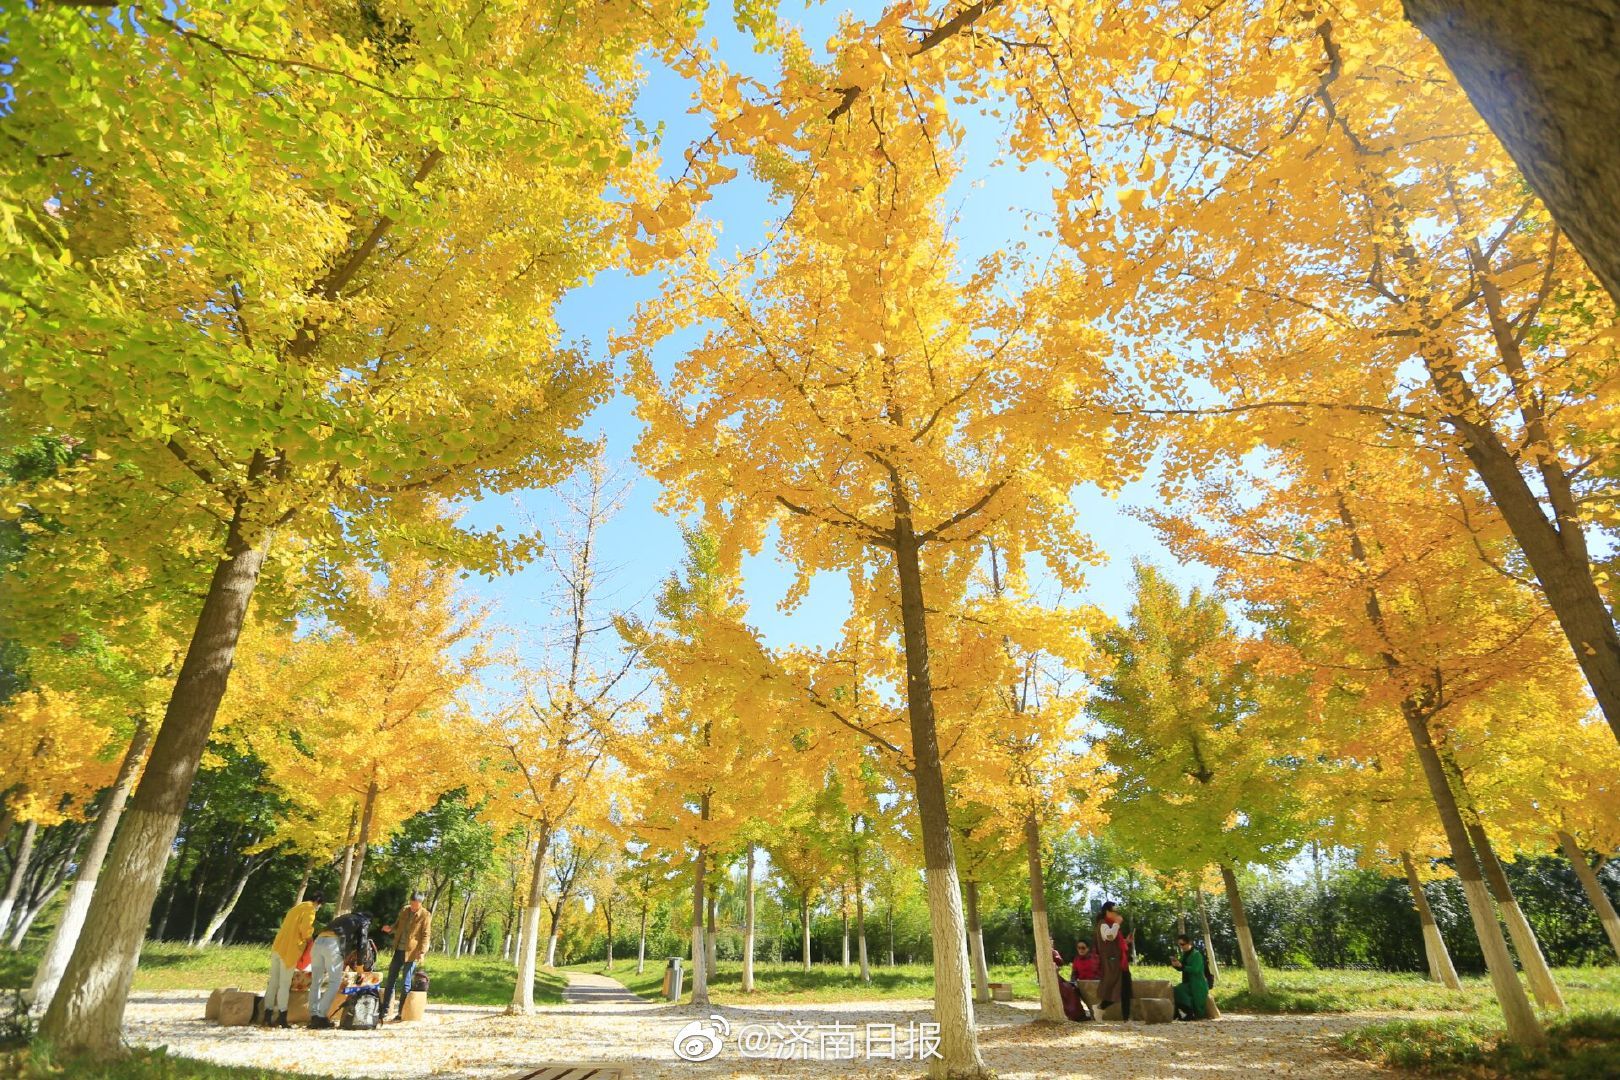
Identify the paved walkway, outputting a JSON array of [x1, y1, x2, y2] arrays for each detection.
[[561, 970, 646, 1005]]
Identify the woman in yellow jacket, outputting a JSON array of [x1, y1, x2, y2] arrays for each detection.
[[264, 891, 323, 1028]]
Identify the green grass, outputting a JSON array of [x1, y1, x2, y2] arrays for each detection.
[[564, 958, 1183, 1005], [2, 1043, 371, 1079], [1340, 1010, 1620, 1077], [566, 958, 1620, 1020], [1220, 965, 1620, 1016], [2, 942, 565, 1008]]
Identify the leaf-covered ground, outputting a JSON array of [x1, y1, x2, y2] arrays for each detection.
[[110, 986, 1384, 1079]]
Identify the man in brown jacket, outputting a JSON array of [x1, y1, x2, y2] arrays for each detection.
[[380, 890, 431, 1021]]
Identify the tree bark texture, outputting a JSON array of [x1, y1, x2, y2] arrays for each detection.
[[39, 531, 268, 1056], [1402, 1, 1620, 305]]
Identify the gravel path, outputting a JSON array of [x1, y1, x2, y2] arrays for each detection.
[[122, 990, 1390, 1078]]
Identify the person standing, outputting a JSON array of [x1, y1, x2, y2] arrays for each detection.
[[379, 890, 431, 1022], [1171, 934, 1211, 1020], [308, 909, 374, 1030], [1094, 901, 1134, 1022], [264, 891, 323, 1028]]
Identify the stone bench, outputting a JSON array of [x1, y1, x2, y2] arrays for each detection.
[[1073, 977, 1174, 1023]]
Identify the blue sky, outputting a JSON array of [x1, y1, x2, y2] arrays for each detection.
[[459, 3, 1214, 664]]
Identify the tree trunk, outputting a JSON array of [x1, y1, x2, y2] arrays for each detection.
[[1399, 701, 1543, 1044], [1558, 831, 1620, 962], [1430, 368, 1620, 747], [637, 903, 648, 976], [841, 893, 851, 968], [31, 718, 150, 1010], [0, 820, 39, 944], [509, 827, 552, 1014], [1400, 1, 1620, 307], [39, 528, 270, 1056], [1197, 888, 1220, 986], [1219, 864, 1268, 996], [857, 886, 871, 984], [887, 905, 895, 967], [335, 806, 359, 919], [292, 859, 313, 906], [153, 870, 180, 942], [1466, 821, 1564, 1010], [454, 890, 471, 957], [964, 879, 990, 1004], [705, 893, 717, 980], [742, 844, 756, 992], [890, 512, 986, 1078], [339, 774, 379, 914], [185, 870, 206, 946], [1338, 494, 1542, 1044], [8, 880, 64, 950], [199, 859, 259, 946], [801, 895, 811, 972], [690, 843, 708, 1007], [544, 921, 560, 968], [1024, 818, 1066, 1022], [1402, 851, 1463, 990]]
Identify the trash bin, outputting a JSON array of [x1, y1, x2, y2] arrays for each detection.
[[664, 957, 684, 1001]]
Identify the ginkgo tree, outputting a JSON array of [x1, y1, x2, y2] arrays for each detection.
[[1160, 437, 1569, 1045], [1089, 563, 1310, 997], [628, 42, 1125, 1070], [619, 529, 814, 1006], [3, 0, 724, 1054], [217, 553, 490, 911], [1055, 2, 1620, 758]]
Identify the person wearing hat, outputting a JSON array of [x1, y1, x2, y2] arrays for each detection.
[[379, 890, 431, 1021]]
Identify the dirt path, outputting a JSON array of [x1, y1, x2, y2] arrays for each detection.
[[122, 990, 1390, 1078], [562, 970, 646, 1005]]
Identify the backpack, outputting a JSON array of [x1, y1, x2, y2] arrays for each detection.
[[340, 986, 382, 1030], [410, 967, 429, 993], [1203, 949, 1217, 988]]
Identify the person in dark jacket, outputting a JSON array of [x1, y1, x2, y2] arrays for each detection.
[[308, 911, 373, 1029]]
